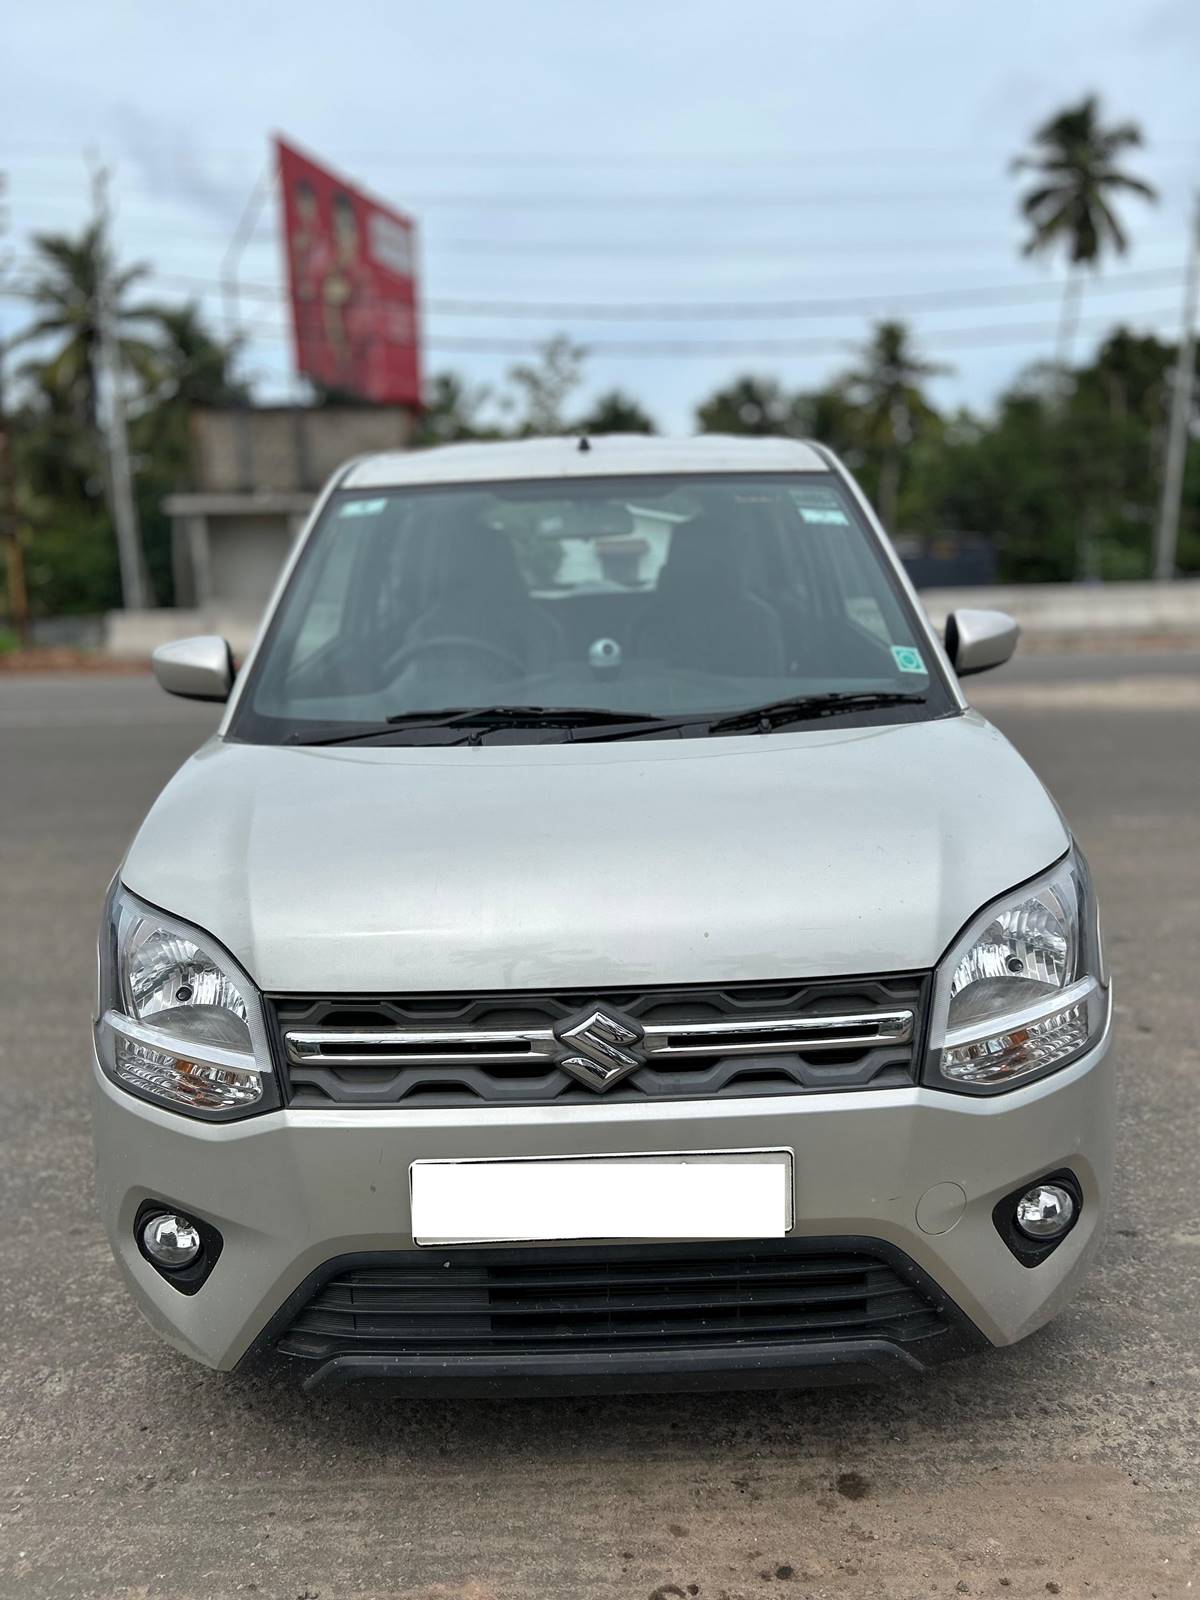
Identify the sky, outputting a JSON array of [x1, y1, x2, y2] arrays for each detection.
[[2, 0, 1197, 432]]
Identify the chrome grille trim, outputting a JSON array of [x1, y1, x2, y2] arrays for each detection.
[[285, 1027, 555, 1067], [644, 1011, 912, 1055], [284, 1009, 913, 1069]]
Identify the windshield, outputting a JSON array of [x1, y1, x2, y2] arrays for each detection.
[[231, 471, 955, 744]]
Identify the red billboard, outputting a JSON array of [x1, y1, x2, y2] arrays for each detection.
[[276, 136, 421, 406]]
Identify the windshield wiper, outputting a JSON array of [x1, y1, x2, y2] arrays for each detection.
[[390, 704, 666, 730], [284, 705, 669, 747], [708, 690, 927, 734], [569, 690, 929, 744], [285, 693, 927, 748], [284, 709, 474, 746]]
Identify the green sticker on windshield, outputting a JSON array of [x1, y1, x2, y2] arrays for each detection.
[[338, 497, 387, 518], [892, 645, 927, 675], [790, 486, 849, 526]]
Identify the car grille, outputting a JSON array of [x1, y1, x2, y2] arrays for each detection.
[[274, 1240, 949, 1362], [270, 974, 928, 1108]]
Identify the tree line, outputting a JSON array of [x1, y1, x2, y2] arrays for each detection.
[[2, 93, 1195, 624]]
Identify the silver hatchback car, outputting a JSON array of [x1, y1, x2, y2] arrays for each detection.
[[93, 435, 1113, 1393]]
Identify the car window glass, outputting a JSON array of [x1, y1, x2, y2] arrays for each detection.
[[235, 471, 950, 741]]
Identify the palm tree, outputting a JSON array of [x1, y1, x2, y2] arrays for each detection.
[[15, 223, 161, 429], [149, 303, 247, 409], [841, 321, 948, 529], [1012, 95, 1157, 372], [134, 303, 248, 486]]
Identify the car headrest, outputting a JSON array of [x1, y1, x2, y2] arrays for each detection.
[[657, 514, 743, 594], [425, 521, 527, 605]]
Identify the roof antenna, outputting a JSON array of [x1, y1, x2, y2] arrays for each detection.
[[577, 435, 591, 453]]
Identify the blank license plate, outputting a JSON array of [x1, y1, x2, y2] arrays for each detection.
[[410, 1150, 793, 1246]]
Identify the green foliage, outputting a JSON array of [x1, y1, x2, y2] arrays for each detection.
[[692, 324, 1198, 582], [695, 325, 949, 531], [840, 321, 950, 529], [695, 376, 801, 437], [4, 102, 1195, 623], [1011, 94, 1158, 367], [9, 222, 244, 616], [575, 389, 657, 435], [506, 335, 587, 436], [419, 341, 611, 444], [1012, 94, 1157, 268], [416, 372, 500, 444], [916, 331, 1197, 581], [15, 223, 162, 430], [21, 508, 123, 616]]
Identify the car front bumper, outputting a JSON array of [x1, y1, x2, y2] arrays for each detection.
[[92, 1009, 1115, 1383]]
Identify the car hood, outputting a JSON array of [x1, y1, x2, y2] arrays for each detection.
[[121, 712, 1068, 994]]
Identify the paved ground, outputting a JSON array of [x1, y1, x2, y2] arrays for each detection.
[[1, 657, 1198, 1600]]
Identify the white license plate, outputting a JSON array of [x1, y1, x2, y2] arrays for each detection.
[[410, 1150, 793, 1246]]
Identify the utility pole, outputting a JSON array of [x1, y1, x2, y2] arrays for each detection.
[[0, 171, 31, 644], [90, 159, 149, 610], [1153, 193, 1200, 583], [221, 163, 270, 491], [0, 341, 31, 646]]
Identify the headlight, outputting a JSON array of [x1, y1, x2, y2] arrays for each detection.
[[94, 884, 278, 1120], [925, 848, 1108, 1094]]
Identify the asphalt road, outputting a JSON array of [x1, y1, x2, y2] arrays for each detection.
[[1, 657, 1198, 1599]]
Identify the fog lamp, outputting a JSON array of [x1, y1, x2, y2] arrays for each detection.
[[141, 1212, 202, 1268], [1014, 1183, 1076, 1240]]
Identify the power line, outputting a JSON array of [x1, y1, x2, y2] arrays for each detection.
[[261, 267, 1197, 321], [2, 277, 1180, 354], [6, 140, 1197, 168], [8, 188, 1191, 261], [2, 269, 1181, 361], [7, 175, 1194, 212], [4, 185, 1183, 211], [6, 262, 1185, 323], [425, 232, 1186, 261], [8, 204, 1189, 267], [419, 308, 1185, 356], [180, 304, 1183, 359]]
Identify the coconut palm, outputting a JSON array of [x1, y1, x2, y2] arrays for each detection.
[[15, 222, 162, 429], [133, 303, 248, 490], [841, 321, 948, 529], [149, 303, 247, 409], [1012, 95, 1157, 371]]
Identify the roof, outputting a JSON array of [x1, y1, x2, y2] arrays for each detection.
[[341, 433, 828, 490]]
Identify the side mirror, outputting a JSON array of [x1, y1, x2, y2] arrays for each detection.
[[151, 635, 235, 702], [944, 609, 1019, 677]]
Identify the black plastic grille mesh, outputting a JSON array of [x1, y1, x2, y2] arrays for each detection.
[[270, 974, 927, 1108], [275, 1240, 948, 1361]]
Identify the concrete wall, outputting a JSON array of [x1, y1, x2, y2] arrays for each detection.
[[191, 407, 416, 494], [206, 515, 294, 618], [106, 608, 263, 658], [919, 580, 1200, 638], [106, 578, 1200, 661]]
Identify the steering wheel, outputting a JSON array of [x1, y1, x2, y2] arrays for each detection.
[[385, 633, 527, 677]]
